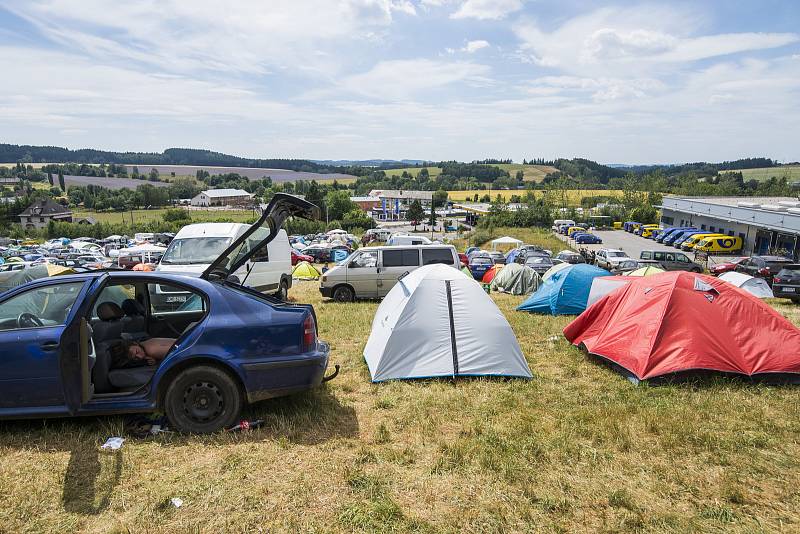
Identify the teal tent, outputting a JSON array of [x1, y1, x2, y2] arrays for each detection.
[[517, 264, 609, 315]]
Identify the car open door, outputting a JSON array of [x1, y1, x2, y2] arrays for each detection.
[[201, 194, 320, 283]]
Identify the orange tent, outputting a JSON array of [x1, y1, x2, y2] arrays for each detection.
[[481, 264, 503, 284]]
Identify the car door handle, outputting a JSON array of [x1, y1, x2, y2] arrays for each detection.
[[40, 341, 59, 351]]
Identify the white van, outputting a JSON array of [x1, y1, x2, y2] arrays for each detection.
[[386, 234, 432, 246], [155, 223, 293, 303], [319, 244, 459, 301]]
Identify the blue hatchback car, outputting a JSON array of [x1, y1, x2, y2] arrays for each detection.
[[0, 194, 334, 433]]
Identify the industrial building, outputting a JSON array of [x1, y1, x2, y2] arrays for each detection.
[[190, 189, 253, 207], [660, 196, 800, 259]]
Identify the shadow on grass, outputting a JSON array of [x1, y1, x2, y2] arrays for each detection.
[[0, 385, 357, 514]]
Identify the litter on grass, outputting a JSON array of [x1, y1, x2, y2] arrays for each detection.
[[100, 437, 125, 450]]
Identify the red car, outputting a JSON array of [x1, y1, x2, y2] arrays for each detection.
[[291, 248, 314, 266], [458, 252, 469, 267], [710, 257, 746, 276]]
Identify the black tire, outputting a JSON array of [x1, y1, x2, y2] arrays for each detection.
[[164, 365, 243, 433], [275, 278, 289, 301], [333, 285, 354, 302]]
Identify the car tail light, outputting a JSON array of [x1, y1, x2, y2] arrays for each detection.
[[773, 277, 782, 284], [302, 314, 317, 352]]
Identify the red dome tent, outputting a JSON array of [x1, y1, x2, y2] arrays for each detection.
[[564, 271, 800, 383], [482, 264, 503, 284]]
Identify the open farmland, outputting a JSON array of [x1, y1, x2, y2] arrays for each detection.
[[493, 163, 558, 182], [126, 165, 356, 184], [448, 189, 625, 205], [380, 166, 443, 178], [719, 165, 800, 182], [64, 175, 169, 190], [1, 229, 799, 531]]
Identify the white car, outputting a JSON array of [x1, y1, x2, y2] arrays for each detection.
[[594, 249, 630, 271]]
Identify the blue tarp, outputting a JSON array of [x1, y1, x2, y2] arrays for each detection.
[[516, 264, 609, 315], [331, 248, 349, 262], [505, 248, 520, 263]]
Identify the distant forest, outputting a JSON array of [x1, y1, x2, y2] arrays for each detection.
[[0, 144, 346, 174]]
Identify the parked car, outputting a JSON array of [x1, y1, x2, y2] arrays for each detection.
[[672, 230, 706, 248], [615, 259, 642, 274], [303, 246, 333, 263], [386, 234, 432, 246], [555, 250, 585, 264], [0, 194, 332, 433], [663, 229, 699, 246], [319, 245, 460, 301], [656, 227, 696, 244], [291, 249, 314, 266], [567, 226, 587, 238], [524, 254, 554, 275], [487, 251, 506, 264], [639, 250, 703, 272], [552, 219, 576, 232], [623, 221, 641, 232], [636, 224, 659, 237], [574, 233, 602, 244], [468, 254, 494, 280], [772, 264, 800, 302], [693, 236, 744, 255], [735, 255, 795, 284], [680, 233, 724, 251], [458, 252, 469, 267], [594, 249, 630, 271], [710, 257, 747, 276], [514, 245, 550, 264]]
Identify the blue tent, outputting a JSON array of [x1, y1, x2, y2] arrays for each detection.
[[516, 264, 609, 315], [505, 248, 520, 263]]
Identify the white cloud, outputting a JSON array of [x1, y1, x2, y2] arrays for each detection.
[[4, 0, 415, 77], [464, 40, 491, 53], [340, 59, 492, 100], [451, 0, 523, 20], [514, 6, 799, 74]]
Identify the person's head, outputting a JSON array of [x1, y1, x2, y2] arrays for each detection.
[[109, 340, 145, 362]]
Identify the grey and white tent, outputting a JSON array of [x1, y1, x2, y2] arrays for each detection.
[[490, 262, 541, 295], [364, 264, 532, 382], [719, 271, 774, 298]]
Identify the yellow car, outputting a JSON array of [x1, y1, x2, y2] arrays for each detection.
[[680, 233, 724, 251], [567, 226, 587, 237], [639, 225, 660, 238], [694, 235, 743, 254]]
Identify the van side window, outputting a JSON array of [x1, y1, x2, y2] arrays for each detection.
[[383, 249, 419, 267], [350, 251, 378, 268], [641, 251, 652, 260], [676, 254, 689, 262], [422, 248, 455, 266]]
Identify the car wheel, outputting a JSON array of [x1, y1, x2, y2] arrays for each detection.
[[333, 285, 354, 302], [164, 365, 243, 433], [691, 267, 702, 273], [274, 279, 289, 301]]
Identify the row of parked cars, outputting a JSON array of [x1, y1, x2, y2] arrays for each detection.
[[554, 220, 603, 245], [625, 222, 743, 254]]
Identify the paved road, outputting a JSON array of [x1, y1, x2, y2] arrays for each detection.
[[555, 230, 740, 267]]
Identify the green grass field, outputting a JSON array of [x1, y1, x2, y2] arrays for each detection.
[[719, 165, 800, 182], [1, 231, 798, 531], [73, 208, 257, 225]]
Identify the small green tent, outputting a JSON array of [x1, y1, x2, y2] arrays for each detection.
[[490, 263, 540, 295]]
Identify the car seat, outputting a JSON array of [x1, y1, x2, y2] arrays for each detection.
[[120, 298, 148, 341]]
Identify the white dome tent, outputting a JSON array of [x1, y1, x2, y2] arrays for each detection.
[[718, 271, 774, 299], [364, 264, 532, 382]]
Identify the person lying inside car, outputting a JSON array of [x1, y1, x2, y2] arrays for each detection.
[[109, 338, 176, 368]]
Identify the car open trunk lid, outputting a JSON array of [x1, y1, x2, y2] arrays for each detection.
[[201, 193, 320, 282]]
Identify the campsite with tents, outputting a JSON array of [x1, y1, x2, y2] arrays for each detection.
[[2, 227, 800, 533]]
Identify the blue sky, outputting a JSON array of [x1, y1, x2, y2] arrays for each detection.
[[0, 0, 798, 164]]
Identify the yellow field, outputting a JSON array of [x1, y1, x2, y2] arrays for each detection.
[[492, 163, 558, 182], [448, 189, 624, 205]]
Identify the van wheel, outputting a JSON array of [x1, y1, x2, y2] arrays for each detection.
[[275, 279, 289, 301], [164, 366, 243, 433], [333, 285, 354, 302]]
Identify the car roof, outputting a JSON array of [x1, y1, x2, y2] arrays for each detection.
[[756, 256, 793, 261]]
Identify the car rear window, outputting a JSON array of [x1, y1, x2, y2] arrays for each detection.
[[422, 248, 455, 266], [382, 249, 419, 267], [472, 257, 492, 265], [778, 265, 800, 275]]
